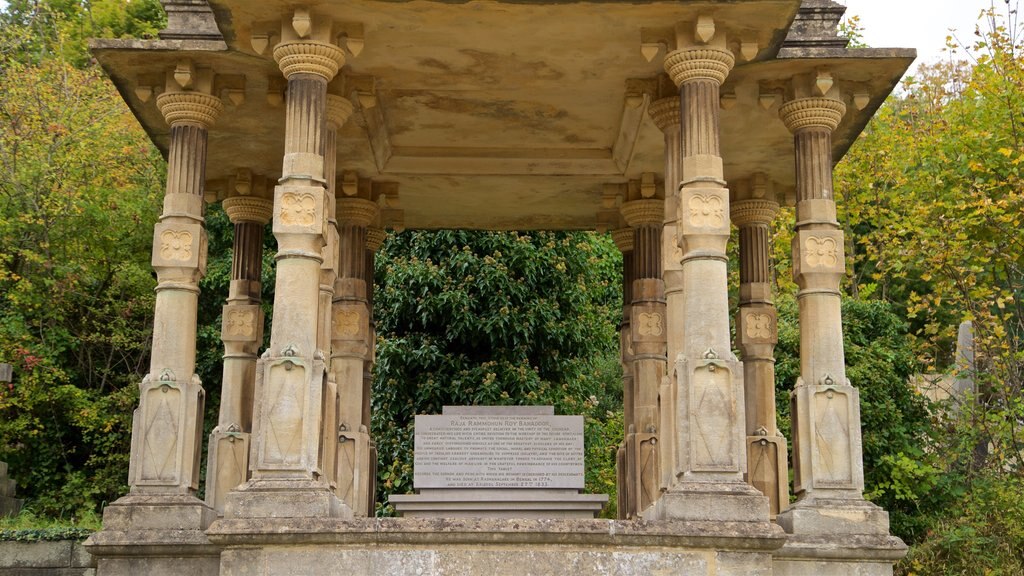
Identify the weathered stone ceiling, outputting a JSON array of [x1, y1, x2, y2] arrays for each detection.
[[93, 1, 913, 230]]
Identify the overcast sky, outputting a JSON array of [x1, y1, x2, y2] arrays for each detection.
[[847, 0, 1007, 67]]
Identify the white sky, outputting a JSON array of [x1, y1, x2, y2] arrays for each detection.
[[845, 0, 1006, 67]]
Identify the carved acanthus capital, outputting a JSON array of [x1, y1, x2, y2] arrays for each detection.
[[337, 197, 379, 227], [621, 199, 665, 228], [223, 196, 274, 225], [326, 94, 355, 129], [648, 97, 680, 133], [611, 228, 635, 253], [779, 97, 846, 134], [663, 47, 735, 87], [156, 91, 223, 129], [274, 41, 346, 81], [731, 199, 780, 228]]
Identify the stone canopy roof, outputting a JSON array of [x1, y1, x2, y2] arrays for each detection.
[[92, 0, 914, 230]]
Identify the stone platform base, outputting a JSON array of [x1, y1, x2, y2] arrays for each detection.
[[207, 517, 786, 576], [773, 533, 908, 576], [389, 488, 608, 519]]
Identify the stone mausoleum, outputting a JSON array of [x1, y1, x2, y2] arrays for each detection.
[[84, 0, 914, 574]]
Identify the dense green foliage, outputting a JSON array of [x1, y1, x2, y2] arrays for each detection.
[[372, 230, 623, 514], [0, 1, 164, 517]]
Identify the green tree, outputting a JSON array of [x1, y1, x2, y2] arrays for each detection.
[[0, 2, 164, 517], [371, 230, 623, 513]]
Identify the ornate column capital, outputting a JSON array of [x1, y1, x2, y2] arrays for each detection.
[[779, 97, 846, 134], [663, 46, 735, 87], [648, 97, 680, 134], [731, 199, 780, 228], [156, 91, 223, 129], [274, 41, 346, 82], [223, 196, 274, 225], [621, 199, 664, 228], [611, 228, 634, 253], [366, 227, 387, 253], [326, 94, 355, 130], [337, 197, 380, 227]]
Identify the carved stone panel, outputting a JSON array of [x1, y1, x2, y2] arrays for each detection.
[[631, 305, 665, 342], [812, 388, 855, 488], [221, 304, 262, 343], [207, 431, 249, 514], [679, 188, 730, 237], [152, 222, 205, 271], [688, 360, 739, 472], [258, 358, 308, 468], [332, 303, 368, 341], [738, 307, 777, 346], [138, 380, 183, 484], [792, 229, 845, 278], [274, 185, 327, 235]]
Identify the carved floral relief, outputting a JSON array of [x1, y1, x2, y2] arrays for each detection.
[[688, 194, 725, 229], [745, 313, 773, 339], [637, 312, 664, 337], [159, 229, 194, 262], [280, 192, 317, 227], [334, 309, 361, 337], [225, 308, 256, 338], [804, 235, 839, 268]]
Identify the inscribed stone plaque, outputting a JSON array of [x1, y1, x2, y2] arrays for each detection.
[[414, 410, 584, 489]]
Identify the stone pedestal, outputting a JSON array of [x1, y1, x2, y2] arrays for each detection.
[[85, 494, 219, 576]]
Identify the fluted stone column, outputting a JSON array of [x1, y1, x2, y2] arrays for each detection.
[[610, 227, 634, 519], [776, 95, 890, 535], [621, 199, 667, 516], [732, 194, 789, 517], [205, 186, 272, 515], [125, 88, 222, 503], [227, 22, 349, 519], [644, 37, 769, 523], [317, 94, 355, 495], [331, 193, 378, 516], [649, 96, 682, 493]]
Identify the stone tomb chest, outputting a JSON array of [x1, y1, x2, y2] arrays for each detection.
[[390, 406, 608, 518]]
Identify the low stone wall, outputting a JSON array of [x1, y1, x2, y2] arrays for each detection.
[[0, 540, 95, 575]]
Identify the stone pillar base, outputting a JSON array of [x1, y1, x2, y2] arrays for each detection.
[[85, 494, 219, 576], [224, 479, 350, 520], [773, 532, 907, 576], [776, 498, 891, 535], [641, 481, 770, 523]]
